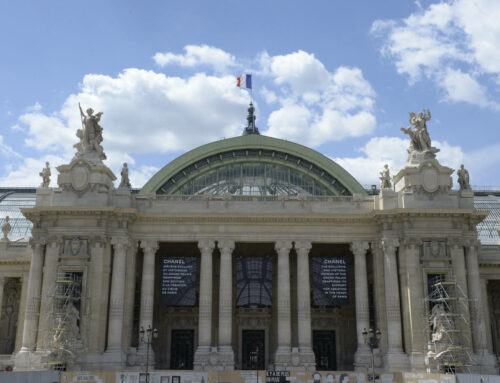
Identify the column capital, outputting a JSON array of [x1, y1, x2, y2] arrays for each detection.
[[350, 241, 369, 255], [447, 237, 466, 250], [29, 236, 46, 249], [402, 237, 422, 249], [111, 236, 130, 252], [217, 239, 235, 253], [46, 235, 63, 248], [381, 238, 399, 253], [140, 240, 159, 253], [275, 240, 293, 252], [465, 238, 481, 250], [198, 239, 216, 252], [294, 240, 312, 253], [90, 235, 108, 248]]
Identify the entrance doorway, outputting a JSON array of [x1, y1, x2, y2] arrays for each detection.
[[170, 330, 194, 369], [242, 330, 265, 370], [313, 330, 336, 370]]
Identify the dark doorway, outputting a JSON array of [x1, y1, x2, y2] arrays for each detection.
[[242, 330, 265, 370], [170, 330, 194, 370], [313, 330, 336, 370]]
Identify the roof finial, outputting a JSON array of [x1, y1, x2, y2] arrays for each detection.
[[242, 102, 260, 135]]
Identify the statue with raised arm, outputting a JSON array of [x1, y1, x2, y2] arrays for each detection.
[[119, 162, 131, 189], [1, 216, 11, 241], [400, 109, 439, 163], [457, 164, 470, 191], [74, 103, 106, 161], [39, 161, 51, 188], [379, 164, 392, 189]]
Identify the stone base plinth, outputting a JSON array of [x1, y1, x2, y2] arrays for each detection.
[[408, 352, 425, 371], [101, 349, 126, 369], [204, 346, 234, 370], [470, 351, 497, 375], [354, 350, 373, 371], [14, 348, 43, 370], [194, 346, 220, 371], [383, 351, 410, 371]]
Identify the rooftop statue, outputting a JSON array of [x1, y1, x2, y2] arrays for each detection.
[[457, 164, 471, 191], [119, 162, 131, 189], [39, 161, 51, 188], [379, 164, 392, 189], [74, 103, 106, 162], [400, 109, 439, 163]]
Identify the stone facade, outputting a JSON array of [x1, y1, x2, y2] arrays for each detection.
[[0, 111, 498, 375]]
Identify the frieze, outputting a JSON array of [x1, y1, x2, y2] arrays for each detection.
[[63, 237, 88, 256], [422, 241, 446, 258]]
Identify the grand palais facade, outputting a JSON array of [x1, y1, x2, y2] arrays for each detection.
[[0, 104, 499, 378]]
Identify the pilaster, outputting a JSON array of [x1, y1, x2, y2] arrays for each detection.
[[103, 236, 130, 368], [401, 238, 425, 371], [37, 236, 62, 350], [448, 240, 473, 353]]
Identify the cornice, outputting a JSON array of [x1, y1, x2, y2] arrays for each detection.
[[20, 206, 138, 223], [135, 212, 374, 225]]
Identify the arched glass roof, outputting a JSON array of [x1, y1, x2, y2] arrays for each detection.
[[140, 135, 367, 196]]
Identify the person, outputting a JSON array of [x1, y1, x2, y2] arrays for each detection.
[[457, 164, 470, 191], [39, 162, 51, 188]]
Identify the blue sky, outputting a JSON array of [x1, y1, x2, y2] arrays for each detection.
[[1, 0, 500, 188]]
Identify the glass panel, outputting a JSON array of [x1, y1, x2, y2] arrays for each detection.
[[0, 192, 36, 241], [236, 257, 272, 307]]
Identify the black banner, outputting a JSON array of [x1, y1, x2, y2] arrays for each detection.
[[160, 256, 198, 306], [312, 257, 349, 306]]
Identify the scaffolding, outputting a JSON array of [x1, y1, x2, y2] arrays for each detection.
[[43, 271, 87, 370], [425, 275, 473, 374]]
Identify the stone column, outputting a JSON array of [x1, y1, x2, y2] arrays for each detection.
[[350, 241, 371, 370], [381, 239, 409, 371], [274, 240, 293, 368], [465, 241, 496, 372], [449, 241, 473, 352], [20, 238, 45, 351], [401, 239, 425, 371], [37, 237, 61, 350], [217, 239, 235, 369], [295, 241, 315, 370], [194, 239, 215, 370], [138, 240, 158, 354], [104, 236, 129, 365]]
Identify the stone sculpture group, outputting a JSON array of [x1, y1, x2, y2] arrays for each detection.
[[74, 103, 106, 162]]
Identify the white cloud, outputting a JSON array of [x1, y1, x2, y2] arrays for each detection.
[[372, 0, 500, 109], [24, 102, 42, 112], [153, 45, 236, 72], [3, 47, 379, 187], [441, 68, 490, 108], [333, 136, 465, 186], [270, 50, 329, 94], [0, 154, 68, 187], [129, 165, 161, 188], [0, 136, 20, 158], [262, 55, 377, 146]]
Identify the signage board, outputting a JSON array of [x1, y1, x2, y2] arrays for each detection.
[[160, 256, 198, 306], [312, 257, 349, 306]]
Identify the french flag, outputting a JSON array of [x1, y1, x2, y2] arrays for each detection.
[[237, 74, 252, 89]]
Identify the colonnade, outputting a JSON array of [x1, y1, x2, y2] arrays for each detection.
[[14, 236, 497, 372]]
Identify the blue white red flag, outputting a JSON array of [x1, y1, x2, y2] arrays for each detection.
[[237, 74, 252, 89]]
